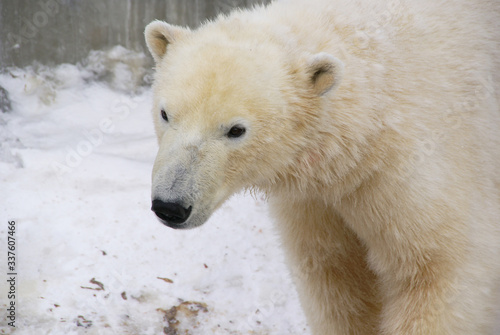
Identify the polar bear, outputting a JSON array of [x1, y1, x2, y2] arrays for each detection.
[[144, 0, 500, 333]]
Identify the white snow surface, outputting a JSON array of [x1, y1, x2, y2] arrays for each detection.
[[0, 48, 309, 335]]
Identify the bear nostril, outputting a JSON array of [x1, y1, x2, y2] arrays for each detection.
[[151, 199, 192, 226]]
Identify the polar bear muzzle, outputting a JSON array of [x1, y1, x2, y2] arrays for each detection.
[[151, 199, 193, 229]]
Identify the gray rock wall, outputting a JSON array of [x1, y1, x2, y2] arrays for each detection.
[[0, 0, 271, 68]]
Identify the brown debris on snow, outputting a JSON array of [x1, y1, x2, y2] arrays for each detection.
[[158, 300, 209, 335]]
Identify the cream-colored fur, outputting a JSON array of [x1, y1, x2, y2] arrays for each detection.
[[145, 0, 500, 333]]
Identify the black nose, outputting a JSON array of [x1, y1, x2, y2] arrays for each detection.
[[151, 199, 192, 227]]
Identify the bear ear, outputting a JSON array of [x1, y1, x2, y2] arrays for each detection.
[[144, 20, 190, 64], [306, 53, 344, 96]]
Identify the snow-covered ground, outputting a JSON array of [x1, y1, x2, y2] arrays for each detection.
[[0, 47, 308, 334]]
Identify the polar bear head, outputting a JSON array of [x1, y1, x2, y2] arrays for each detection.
[[145, 20, 343, 229]]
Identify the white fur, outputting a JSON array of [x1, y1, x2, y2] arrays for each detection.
[[145, 0, 500, 333]]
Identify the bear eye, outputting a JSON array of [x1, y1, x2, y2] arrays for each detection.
[[160, 109, 169, 122], [227, 125, 246, 138]]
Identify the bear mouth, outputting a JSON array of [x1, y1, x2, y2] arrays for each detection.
[[154, 212, 191, 229]]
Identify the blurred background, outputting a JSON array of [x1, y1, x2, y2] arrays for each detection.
[[0, 0, 270, 68]]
